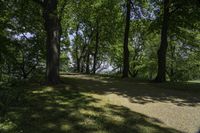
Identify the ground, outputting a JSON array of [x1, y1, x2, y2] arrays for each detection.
[[0, 74, 200, 133]]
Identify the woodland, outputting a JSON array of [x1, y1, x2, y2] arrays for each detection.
[[0, 0, 200, 133]]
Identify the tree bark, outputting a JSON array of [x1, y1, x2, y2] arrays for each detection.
[[77, 58, 80, 72], [81, 62, 84, 73], [86, 52, 90, 74], [169, 43, 175, 81], [155, 0, 170, 82], [43, 0, 60, 84], [122, 0, 131, 78], [75, 24, 80, 72], [92, 20, 99, 74]]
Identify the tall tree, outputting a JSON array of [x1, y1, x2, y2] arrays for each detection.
[[92, 19, 99, 74], [122, 0, 131, 78], [155, 0, 170, 82], [33, 0, 61, 84]]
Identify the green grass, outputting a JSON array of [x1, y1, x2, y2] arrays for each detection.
[[188, 80, 200, 83], [1, 74, 200, 133]]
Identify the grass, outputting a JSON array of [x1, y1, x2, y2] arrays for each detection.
[[188, 80, 200, 83], [1, 74, 200, 133]]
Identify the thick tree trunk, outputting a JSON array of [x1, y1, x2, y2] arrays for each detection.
[[155, 0, 170, 82], [43, 0, 60, 84], [122, 0, 131, 78], [93, 20, 99, 74]]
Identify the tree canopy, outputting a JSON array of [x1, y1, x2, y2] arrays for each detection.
[[0, 0, 200, 84]]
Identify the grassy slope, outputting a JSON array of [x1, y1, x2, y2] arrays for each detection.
[[1, 74, 200, 133]]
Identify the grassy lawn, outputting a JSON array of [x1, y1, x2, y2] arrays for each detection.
[[188, 80, 200, 83], [1, 74, 200, 133]]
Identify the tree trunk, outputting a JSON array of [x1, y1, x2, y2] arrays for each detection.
[[155, 0, 170, 82], [86, 52, 90, 74], [122, 0, 131, 78], [77, 58, 80, 72], [93, 20, 99, 74], [75, 24, 80, 72], [43, 0, 60, 84], [81, 54, 86, 73], [81, 63, 84, 73], [169, 44, 175, 81]]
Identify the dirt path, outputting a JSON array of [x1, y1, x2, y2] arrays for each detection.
[[63, 74, 200, 133]]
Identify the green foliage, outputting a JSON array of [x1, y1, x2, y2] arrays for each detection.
[[0, 0, 45, 83], [0, 0, 199, 83]]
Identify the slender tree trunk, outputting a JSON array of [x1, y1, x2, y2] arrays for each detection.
[[155, 0, 170, 82], [81, 54, 86, 73], [122, 0, 131, 78], [81, 63, 84, 73], [77, 58, 80, 72], [93, 20, 99, 74], [86, 52, 90, 74], [170, 44, 175, 81], [43, 0, 60, 84], [74, 24, 80, 72]]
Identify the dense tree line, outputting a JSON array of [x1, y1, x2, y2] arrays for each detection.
[[0, 0, 200, 84]]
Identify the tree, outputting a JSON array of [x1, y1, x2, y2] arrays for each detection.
[[122, 0, 131, 78], [155, 0, 170, 82], [92, 19, 99, 74], [1, 0, 199, 84], [0, 0, 45, 82], [33, 0, 62, 84]]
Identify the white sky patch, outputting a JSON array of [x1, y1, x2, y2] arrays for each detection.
[[13, 32, 34, 40]]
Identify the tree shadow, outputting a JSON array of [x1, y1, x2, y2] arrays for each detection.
[[61, 75, 200, 107], [0, 83, 183, 133]]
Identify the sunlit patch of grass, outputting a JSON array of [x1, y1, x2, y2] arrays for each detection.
[[55, 100, 69, 105], [188, 80, 200, 83], [79, 109, 97, 116], [60, 123, 71, 131], [32, 86, 55, 94], [30, 113, 40, 119], [44, 106, 54, 110], [0, 120, 17, 132], [78, 117, 98, 127], [136, 124, 159, 133], [45, 123, 56, 129]]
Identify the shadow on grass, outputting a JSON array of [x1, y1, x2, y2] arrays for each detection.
[[0, 83, 182, 133], [61, 74, 200, 107]]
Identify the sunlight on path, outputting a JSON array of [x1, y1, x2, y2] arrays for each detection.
[[94, 93, 200, 133], [64, 74, 200, 133]]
